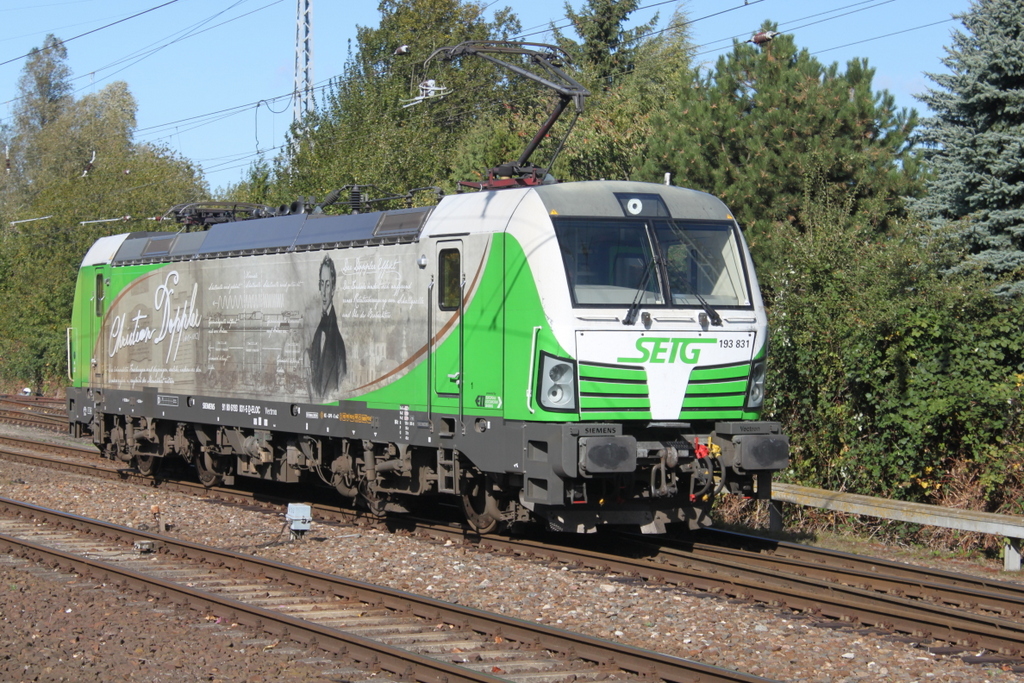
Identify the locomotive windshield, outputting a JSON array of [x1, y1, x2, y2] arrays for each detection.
[[552, 217, 751, 308]]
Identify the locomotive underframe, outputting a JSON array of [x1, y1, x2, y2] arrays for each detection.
[[68, 385, 787, 533]]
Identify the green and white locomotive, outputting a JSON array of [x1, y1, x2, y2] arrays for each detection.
[[66, 179, 788, 533], [67, 42, 787, 533]]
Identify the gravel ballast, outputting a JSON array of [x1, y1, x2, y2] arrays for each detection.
[[1, 425, 1022, 682]]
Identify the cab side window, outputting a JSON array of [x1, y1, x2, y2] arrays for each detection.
[[439, 249, 460, 310], [95, 273, 104, 317]]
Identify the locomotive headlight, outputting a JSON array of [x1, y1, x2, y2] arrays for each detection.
[[549, 362, 570, 382], [538, 353, 577, 412], [746, 361, 766, 409]]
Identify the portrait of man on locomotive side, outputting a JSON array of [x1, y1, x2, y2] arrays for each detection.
[[309, 254, 347, 401]]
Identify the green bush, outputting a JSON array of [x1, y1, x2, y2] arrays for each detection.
[[764, 186, 1024, 513]]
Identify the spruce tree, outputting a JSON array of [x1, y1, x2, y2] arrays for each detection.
[[908, 0, 1024, 292]]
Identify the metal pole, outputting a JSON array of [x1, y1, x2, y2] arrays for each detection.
[[769, 499, 784, 533], [293, 0, 314, 124]]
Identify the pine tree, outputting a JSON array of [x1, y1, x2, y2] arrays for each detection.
[[641, 24, 921, 269], [908, 0, 1024, 292]]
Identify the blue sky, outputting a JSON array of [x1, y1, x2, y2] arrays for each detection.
[[0, 0, 970, 197]]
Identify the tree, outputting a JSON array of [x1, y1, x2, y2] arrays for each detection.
[[551, 5, 692, 182], [0, 36, 206, 391], [261, 0, 523, 204], [1, 34, 74, 217], [229, 0, 691, 202], [641, 24, 921, 271], [552, 0, 659, 89], [224, 157, 274, 205], [764, 175, 1024, 525], [13, 34, 72, 137], [452, 4, 694, 184], [908, 0, 1024, 293]]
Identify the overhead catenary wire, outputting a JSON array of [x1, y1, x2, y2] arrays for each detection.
[[133, 72, 338, 139], [131, 2, 769, 166], [22, 0, 957, 226], [689, 0, 887, 56], [812, 17, 956, 55], [0, 0, 871, 160], [513, 0, 691, 41], [0, 3, 283, 180], [0, 0, 284, 116], [694, 0, 903, 58], [505, 0, 961, 96], [0, 0, 181, 69], [509, 0, 950, 89], [67, 0, 285, 99], [2, 0, 961, 195]]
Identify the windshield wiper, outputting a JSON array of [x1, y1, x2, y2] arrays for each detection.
[[623, 257, 657, 326], [691, 290, 722, 326]]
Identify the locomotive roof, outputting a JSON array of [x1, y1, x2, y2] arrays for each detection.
[[96, 206, 435, 266], [86, 181, 735, 268], [532, 180, 733, 221]]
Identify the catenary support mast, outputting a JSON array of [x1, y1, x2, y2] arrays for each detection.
[[294, 0, 314, 124]]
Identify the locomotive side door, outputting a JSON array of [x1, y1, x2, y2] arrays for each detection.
[[89, 266, 108, 384], [432, 240, 463, 407]]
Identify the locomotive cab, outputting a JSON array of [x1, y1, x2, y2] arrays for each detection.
[[491, 181, 789, 532]]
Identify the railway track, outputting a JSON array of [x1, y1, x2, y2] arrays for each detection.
[[0, 395, 67, 432], [0, 395, 64, 410], [417, 533, 1024, 665], [3, 432, 1024, 671], [0, 496, 771, 683], [668, 529, 1024, 618]]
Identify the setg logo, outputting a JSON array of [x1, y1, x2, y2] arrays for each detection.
[[617, 338, 717, 364]]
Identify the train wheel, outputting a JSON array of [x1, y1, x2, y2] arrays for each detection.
[[461, 468, 500, 534], [135, 454, 159, 476], [195, 451, 223, 487]]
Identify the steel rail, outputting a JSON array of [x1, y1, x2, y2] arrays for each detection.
[[0, 530, 506, 683], [0, 497, 773, 683], [678, 530, 1024, 615], [0, 395, 66, 411], [0, 408, 66, 431], [1, 433, 99, 458], [384, 523, 1024, 657], [459, 534, 1024, 656], [0, 435, 373, 520], [7, 433, 1024, 657]]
